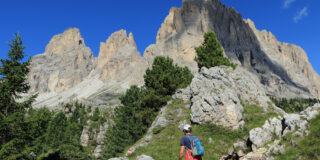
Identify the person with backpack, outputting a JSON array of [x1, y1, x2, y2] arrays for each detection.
[[179, 124, 204, 160]]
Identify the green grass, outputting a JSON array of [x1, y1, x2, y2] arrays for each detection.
[[126, 100, 280, 160], [275, 114, 320, 160], [128, 121, 247, 160], [243, 104, 279, 132]]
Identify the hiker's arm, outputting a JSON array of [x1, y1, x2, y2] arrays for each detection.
[[179, 146, 184, 160]]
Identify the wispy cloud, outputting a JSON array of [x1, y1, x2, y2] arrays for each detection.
[[293, 7, 308, 23], [284, 0, 296, 8]]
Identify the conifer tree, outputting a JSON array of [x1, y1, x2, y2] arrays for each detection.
[[195, 31, 236, 70], [0, 33, 36, 145]]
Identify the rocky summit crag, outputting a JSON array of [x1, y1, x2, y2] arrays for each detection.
[[27, 0, 319, 108]]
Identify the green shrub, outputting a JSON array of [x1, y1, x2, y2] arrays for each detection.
[[195, 31, 236, 70], [144, 56, 193, 97]]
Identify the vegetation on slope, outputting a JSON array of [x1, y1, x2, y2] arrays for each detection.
[[242, 103, 279, 132], [127, 99, 280, 160], [0, 34, 109, 159], [270, 96, 319, 113], [0, 101, 98, 160], [102, 56, 193, 159], [276, 113, 320, 160]]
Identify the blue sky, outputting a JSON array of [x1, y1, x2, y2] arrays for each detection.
[[0, 0, 319, 74]]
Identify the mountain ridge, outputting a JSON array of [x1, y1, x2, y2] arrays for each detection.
[[27, 0, 320, 108]]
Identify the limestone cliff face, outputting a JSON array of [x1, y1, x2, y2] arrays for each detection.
[[96, 30, 147, 87], [28, 29, 147, 108], [97, 30, 137, 68], [28, 28, 95, 93], [144, 0, 320, 98], [246, 19, 320, 98]]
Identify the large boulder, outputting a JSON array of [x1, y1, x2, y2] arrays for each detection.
[[187, 67, 245, 129], [249, 117, 282, 149], [175, 66, 275, 129]]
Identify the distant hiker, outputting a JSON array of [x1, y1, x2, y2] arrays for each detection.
[[179, 124, 204, 160]]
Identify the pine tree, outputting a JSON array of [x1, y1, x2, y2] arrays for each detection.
[[195, 31, 236, 70], [0, 33, 36, 146]]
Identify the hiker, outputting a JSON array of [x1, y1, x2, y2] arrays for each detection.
[[179, 124, 203, 160]]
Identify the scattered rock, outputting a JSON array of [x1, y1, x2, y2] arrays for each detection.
[[245, 105, 319, 158], [233, 141, 246, 151], [241, 147, 267, 160], [178, 120, 188, 130], [96, 122, 110, 145], [93, 145, 102, 158], [108, 157, 129, 160], [145, 135, 152, 143], [147, 107, 168, 134], [80, 126, 90, 147], [136, 155, 154, 160]]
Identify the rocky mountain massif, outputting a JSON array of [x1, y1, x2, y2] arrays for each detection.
[[28, 29, 147, 108], [25, 0, 320, 159], [28, 0, 320, 109]]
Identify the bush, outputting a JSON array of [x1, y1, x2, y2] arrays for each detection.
[[195, 31, 236, 70], [144, 56, 193, 97]]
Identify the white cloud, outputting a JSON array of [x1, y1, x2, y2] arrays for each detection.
[[284, 0, 296, 8], [293, 7, 308, 23]]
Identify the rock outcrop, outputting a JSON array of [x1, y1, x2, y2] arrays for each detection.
[[222, 103, 320, 159], [242, 103, 320, 159], [175, 66, 278, 129], [28, 28, 95, 93], [188, 67, 245, 129]]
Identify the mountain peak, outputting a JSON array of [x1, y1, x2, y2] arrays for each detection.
[[97, 29, 138, 68], [45, 28, 85, 55]]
